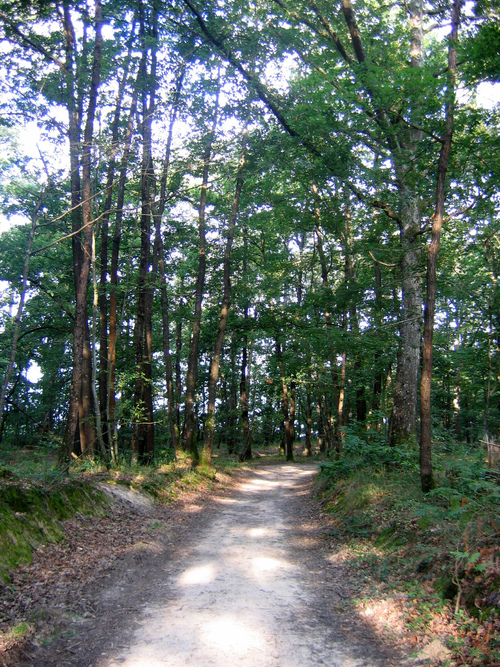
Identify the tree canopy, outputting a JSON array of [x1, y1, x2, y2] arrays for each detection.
[[0, 0, 498, 489]]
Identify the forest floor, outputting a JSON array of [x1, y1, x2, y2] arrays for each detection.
[[0, 458, 471, 666]]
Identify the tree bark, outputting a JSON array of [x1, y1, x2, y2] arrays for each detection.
[[276, 338, 291, 460], [98, 40, 133, 456], [202, 122, 248, 468], [132, 2, 157, 463], [182, 79, 220, 464], [303, 389, 313, 456], [286, 380, 295, 461], [175, 318, 183, 436], [420, 0, 461, 492], [62, 0, 102, 464], [107, 83, 138, 461], [389, 0, 425, 447], [151, 65, 185, 460], [389, 189, 423, 446], [227, 337, 238, 454]]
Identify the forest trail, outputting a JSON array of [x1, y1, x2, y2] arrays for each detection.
[[100, 464, 407, 667], [24, 464, 414, 667]]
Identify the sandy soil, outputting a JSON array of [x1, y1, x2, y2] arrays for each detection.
[[17, 464, 416, 666]]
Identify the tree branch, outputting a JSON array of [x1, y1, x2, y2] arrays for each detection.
[[0, 12, 68, 72]]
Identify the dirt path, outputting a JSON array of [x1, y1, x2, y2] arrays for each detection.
[[23, 464, 414, 666]]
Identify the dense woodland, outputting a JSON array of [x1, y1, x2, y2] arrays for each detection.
[[0, 0, 499, 490]]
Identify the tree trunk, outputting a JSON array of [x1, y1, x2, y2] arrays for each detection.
[[107, 82, 138, 462], [175, 318, 183, 436], [202, 123, 248, 468], [91, 228, 108, 460], [336, 342, 347, 453], [390, 0, 424, 447], [227, 338, 238, 454], [276, 338, 290, 459], [151, 66, 185, 460], [182, 80, 220, 464], [62, 0, 103, 464], [98, 45, 133, 456], [420, 0, 461, 492], [389, 191, 423, 446], [372, 263, 383, 417], [79, 327, 96, 455], [132, 4, 157, 463]]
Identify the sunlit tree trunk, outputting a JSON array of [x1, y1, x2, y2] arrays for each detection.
[[106, 80, 138, 462]]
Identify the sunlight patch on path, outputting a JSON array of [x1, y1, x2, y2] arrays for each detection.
[[178, 563, 216, 586]]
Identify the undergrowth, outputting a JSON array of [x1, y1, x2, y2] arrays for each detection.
[[317, 429, 500, 666]]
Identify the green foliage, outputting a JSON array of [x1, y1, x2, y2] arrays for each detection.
[[461, 22, 500, 84], [317, 434, 500, 664]]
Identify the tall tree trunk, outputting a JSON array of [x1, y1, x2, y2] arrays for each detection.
[[175, 318, 183, 436], [62, 0, 103, 464], [151, 66, 185, 459], [336, 337, 347, 453], [372, 263, 383, 417], [98, 40, 134, 456], [182, 79, 220, 464], [132, 3, 157, 463], [389, 192, 423, 446], [276, 338, 290, 459], [107, 84, 138, 461], [91, 228, 108, 461], [63, 1, 96, 458], [390, 0, 424, 447], [79, 327, 96, 454], [420, 0, 461, 492], [335, 198, 356, 451], [202, 123, 248, 468]]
